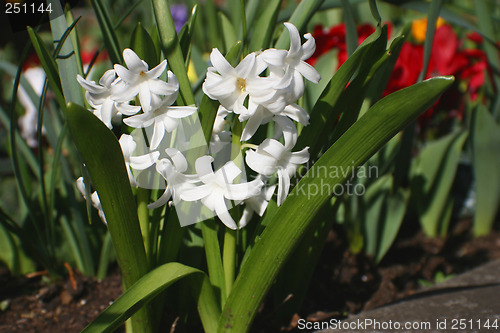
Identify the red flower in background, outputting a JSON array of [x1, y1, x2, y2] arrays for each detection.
[[308, 20, 493, 129]]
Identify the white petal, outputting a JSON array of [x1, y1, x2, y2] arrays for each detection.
[[129, 151, 160, 170], [224, 179, 263, 201], [235, 53, 256, 78], [138, 83, 152, 112], [147, 186, 172, 209], [180, 184, 212, 201], [261, 49, 287, 67], [119, 134, 136, 159], [289, 147, 310, 165], [282, 104, 310, 125], [150, 121, 166, 150], [217, 161, 242, 184], [210, 48, 234, 76], [123, 112, 154, 128], [295, 61, 321, 84], [146, 59, 167, 79], [163, 116, 179, 133], [116, 103, 141, 116], [301, 33, 317, 60], [148, 79, 177, 96], [166, 148, 188, 172], [76, 75, 104, 94], [123, 48, 148, 72], [277, 168, 290, 206], [245, 148, 277, 176], [166, 106, 197, 118], [114, 64, 138, 84], [284, 22, 301, 56], [195, 155, 215, 182], [260, 139, 287, 159], [241, 109, 265, 142], [214, 196, 238, 229], [274, 116, 297, 149], [238, 206, 254, 228]]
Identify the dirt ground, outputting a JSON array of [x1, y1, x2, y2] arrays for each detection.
[[0, 219, 499, 332]]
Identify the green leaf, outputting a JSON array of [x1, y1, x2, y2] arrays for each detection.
[[411, 131, 468, 237], [341, 0, 358, 56], [82, 263, 220, 333], [130, 22, 159, 67], [472, 106, 500, 236], [362, 175, 409, 263], [201, 220, 226, 308], [26, 27, 65, 108], [418, 0, 444, 82], [248, 0, 281, 52], [64, 103, 151, 332], [48, 1, 84, 106], [275, 0, 325, 49], [89, 0, 123, 64], [297, 26, 385, 158], [218, 76, 454, 332], [219, 12, 238, 53], [153, 0, 196, 106], [369, 0, 382, 25]]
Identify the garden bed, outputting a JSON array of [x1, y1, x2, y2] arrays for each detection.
[[1, 218, 498, 332]]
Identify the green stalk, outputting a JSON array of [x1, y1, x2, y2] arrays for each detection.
[[137, 188, 151, 264], [240, 0, 248, 55], [222, 228, 237, 295], [152, 0, 196, 106]]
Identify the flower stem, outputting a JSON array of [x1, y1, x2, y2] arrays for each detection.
[[223, 228, 237, 295], [137, 187, 151, 265], [240, 0, 248, 55]]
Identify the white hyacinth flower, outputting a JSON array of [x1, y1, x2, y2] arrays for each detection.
[[245, 117, 309, 206], [148, 148, 197, 209], [202, 49, 279, 120], [76, 177, 107, 224], [239, 179, 276, 228], [77, 69, 141, 128], [119, 134, 160, 187], [113, 48, 178, 112], [180, 155, 264, 229], [123, 91, 197, 150], [262, 22, 320, 84]]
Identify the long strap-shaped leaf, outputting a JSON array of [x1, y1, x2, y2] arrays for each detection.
[[218, 76, 454, 332], [65, 103, 151, 332], [82, 262, 220, 333]]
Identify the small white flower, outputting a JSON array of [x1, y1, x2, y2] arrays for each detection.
[[76, 177, 107, 224], [77, 69, 141, 128], [18, 67, 46, 148], [123, 91, 197, 150], [119, 134, 160, 187], [245, 117, 309, 206], [148, 148, 197, 209], [261, 22, 320, 85], [239, 180, 276, 228], [113, 48, 178, 112], [202, 49, 279, 120], [180, 155, 264, 229], [212, 106, 231, 134]]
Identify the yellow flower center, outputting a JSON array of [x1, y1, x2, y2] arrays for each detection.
[[139, 70, 146, 77], [236, 78, 247, 92]]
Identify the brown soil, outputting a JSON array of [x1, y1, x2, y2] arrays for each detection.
[[0, 219, 499, 333]]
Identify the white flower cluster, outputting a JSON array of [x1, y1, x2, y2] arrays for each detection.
[[75, 22, 319, 229]]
